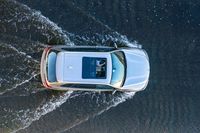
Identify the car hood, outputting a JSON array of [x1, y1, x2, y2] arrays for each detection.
[[122, 49, 150, 91]]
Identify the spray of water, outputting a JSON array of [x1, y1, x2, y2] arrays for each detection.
[[12, 91, 73, 133], [69, 32, 141, 48], [0, 73, 39, 95], [61, 92, 135, 132]]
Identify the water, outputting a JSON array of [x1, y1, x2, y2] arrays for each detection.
[[0, 0, 200, 133]]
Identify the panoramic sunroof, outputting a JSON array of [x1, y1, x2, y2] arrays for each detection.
[[82, 57, 107, 79]]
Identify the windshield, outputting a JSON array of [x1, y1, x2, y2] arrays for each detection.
[[110, 51, 126, 88]]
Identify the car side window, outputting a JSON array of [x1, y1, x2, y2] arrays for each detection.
[[61, 84, 96, 89], [61, 84, 114, 90], [96, 85, 115, 90], [61, 47, 115, 52]]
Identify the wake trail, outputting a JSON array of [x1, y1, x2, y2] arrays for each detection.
[[65, 2, 141, 48], [61, 92, 135, 132], [0, 73, 39, 95], [0, 43, 39, 63], [1, 1, 142, 132], [0, 0, 74, 95], [0, 1, 77, 132], [12, 91, 73, 133]]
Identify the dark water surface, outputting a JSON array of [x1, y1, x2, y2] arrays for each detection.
[[0, 0, 200, 132]]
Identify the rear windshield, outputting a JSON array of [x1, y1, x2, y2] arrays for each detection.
[[47, 51, 57, 82], [82, 57, 107, 79]]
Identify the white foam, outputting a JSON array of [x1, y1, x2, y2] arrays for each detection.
[[62, 92, 135, 132], [15, 0, 73, 45], [0, 73, 39, 95], [73, 32, 142, 48], [114, 33, 142, 48], [12, 91, 73, 133], [97, 92, 135, 115], [5, 44, 39, 63]]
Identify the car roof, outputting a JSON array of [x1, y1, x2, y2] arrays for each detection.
[[56, 51, 112, 85]]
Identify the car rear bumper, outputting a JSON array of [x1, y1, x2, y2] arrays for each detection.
[[40, 47, 52, 88]]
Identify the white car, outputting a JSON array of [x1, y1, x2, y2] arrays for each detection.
[[40, 45, 150, 92]]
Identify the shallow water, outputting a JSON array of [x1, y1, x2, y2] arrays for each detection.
[[0, 0, 200, 133]]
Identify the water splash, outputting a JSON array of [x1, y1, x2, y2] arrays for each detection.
[[0, 41, 40, 95], [0, 73, 39, 95], [97, 92, 135, 115], [0, 0, 75, 95], [0, 43, 39, 63], [1, 0, 73, 45], [61, 92, 135, 132], [68, 32, 141, 48], [12, 91, 73, 133]]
